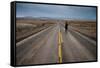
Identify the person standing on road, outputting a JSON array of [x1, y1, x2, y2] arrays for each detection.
[[65, 22, 68, 31]]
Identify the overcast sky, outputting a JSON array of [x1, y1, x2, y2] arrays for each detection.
[[16, 3, 96, 20]]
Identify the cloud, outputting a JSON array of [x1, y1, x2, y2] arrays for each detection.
[[16, 3, 96, 20]]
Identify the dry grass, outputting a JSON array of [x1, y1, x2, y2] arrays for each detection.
[[67, 20, 96, 40], [16, 18, 55, 42]]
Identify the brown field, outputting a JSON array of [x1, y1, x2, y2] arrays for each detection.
[[67, 20, 96, 40], [16, 18, 56, 42]]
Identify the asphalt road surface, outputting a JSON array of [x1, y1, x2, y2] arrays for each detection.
[[16, 23, 97, 65]]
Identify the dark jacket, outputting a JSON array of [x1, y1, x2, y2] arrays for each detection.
[[65, 23, 68, 30]]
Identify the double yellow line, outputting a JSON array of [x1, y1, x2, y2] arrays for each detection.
[[58, 31, 63, 63]]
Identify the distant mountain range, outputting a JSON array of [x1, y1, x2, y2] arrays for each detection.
[[16, 17, 96, 22], [16, 16, 68, 21]]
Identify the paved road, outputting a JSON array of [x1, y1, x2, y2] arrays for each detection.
[[60, 24, 96, 62], [16, 23, 97, 65]]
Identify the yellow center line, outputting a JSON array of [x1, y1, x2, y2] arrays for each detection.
[[58, 31, 63, 63]]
